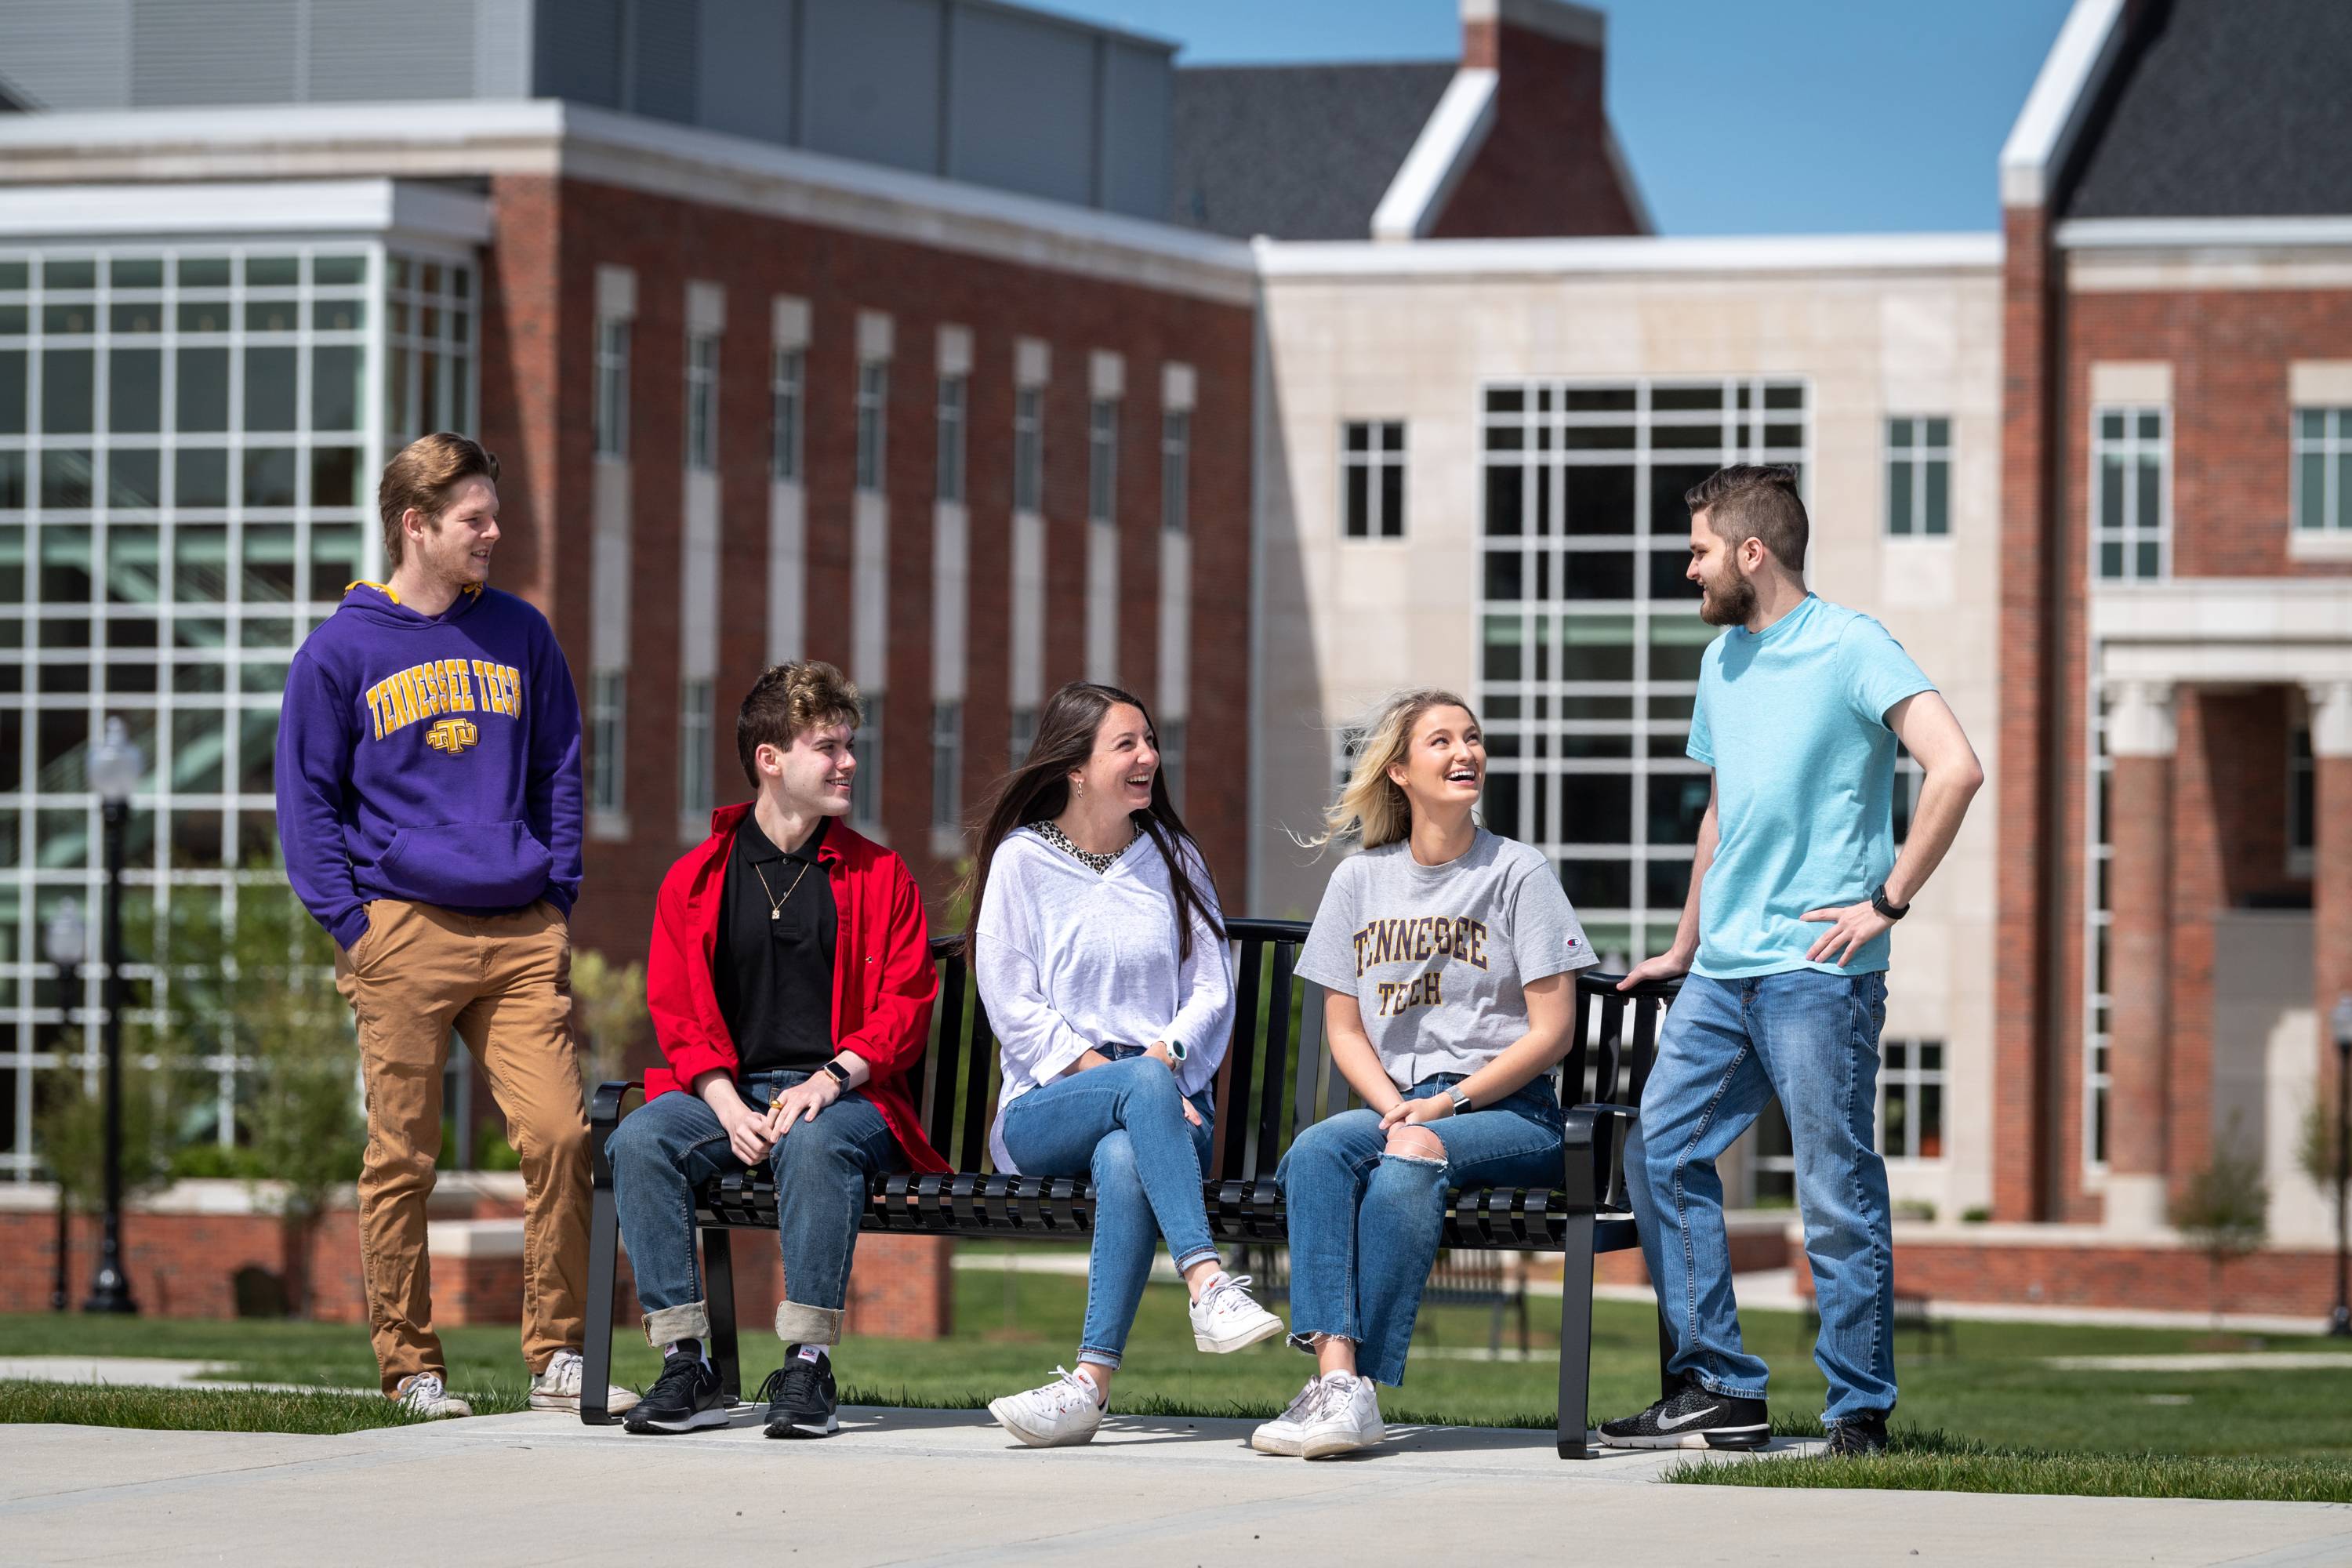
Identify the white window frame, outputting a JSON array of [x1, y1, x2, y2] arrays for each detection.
[[771, 345, 804, 483], [1159, 715, 1186, 811], [593, 318, 630, 459], [589, 669, 626, 816], [1009, 705, 1037, 768], [677, 677, 713, 832], [936, 372, 967, 505], [1341, 419, 1406, 539], [2090, 404, 2169, 582], [684, 331, 718, 474], [1013, 386, 1044, 514], [2292, 406, 2352, 535], [1878, 1036, 1946, 1162], [1884, 415, 1951, 537], [1087, 396, 1118, 524], [855, 361, 887, 494], [851, 694, 884, 831], [931, 698, 962, 831], [1161, 408, 1189, 535]]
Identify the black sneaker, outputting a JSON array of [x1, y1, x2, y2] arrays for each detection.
[[759, 1345, 839, 1439], [622, 1353, 728, 1435], [1824, 1410, 1890, 1457], [1597, 1378, 1769, 1450]]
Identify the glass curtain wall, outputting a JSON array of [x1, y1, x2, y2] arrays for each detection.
[[0, 241, 474, 1179]]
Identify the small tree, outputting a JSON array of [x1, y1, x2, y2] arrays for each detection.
[[2171, 1134, 2269, 1333], [37, 1062, 172, 1215], [570, 949, 648, 1109]]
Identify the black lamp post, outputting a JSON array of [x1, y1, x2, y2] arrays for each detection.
[[82, 717, 142, 1316], [2330, 993, 2352, 1339], [42, 898, 85, 1312]]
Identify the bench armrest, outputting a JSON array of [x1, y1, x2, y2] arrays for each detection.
[[1559, 1103, 1638, 1211], [587, 1080, 644, 1189]]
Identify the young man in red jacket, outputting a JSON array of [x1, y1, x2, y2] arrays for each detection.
[[608, 662, 948, 1438]]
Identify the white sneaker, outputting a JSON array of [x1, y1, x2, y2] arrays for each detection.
[[394, 1372, 474, 1419], [1189, 1273, 1285, 1354], [1297, 1373, 1383, 1459], [988, 1367, 1106, 1448], [1250, 1371, 1354, 1456], [528, 1348, 642, 1414]]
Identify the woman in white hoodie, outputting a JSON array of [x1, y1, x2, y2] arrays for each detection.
[[967, 681, 1283, 1446]]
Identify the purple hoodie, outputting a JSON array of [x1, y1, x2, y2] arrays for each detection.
[[276, 583, 584, 950]]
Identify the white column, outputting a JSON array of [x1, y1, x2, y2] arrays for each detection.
[[1011, 337, 1050, 720], [768, 294, 809, 666], [1156, 361, 1195, 728], [1085, 349, 1123, 685], [852, 310, 894, 693], [589, 264, 636, 839]]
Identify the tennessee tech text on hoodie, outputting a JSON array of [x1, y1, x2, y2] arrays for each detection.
[[275, 582, 585, 950]]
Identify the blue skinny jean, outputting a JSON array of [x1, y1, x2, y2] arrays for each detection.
[[999, 1049, 1217, 1370], [1277, 1073, 1565, 1387], [1624, 969, 1896, 1425], [605, 1069, 902, 1348]]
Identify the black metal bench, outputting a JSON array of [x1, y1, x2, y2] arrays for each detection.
[[582, 916, 1677, 1457]]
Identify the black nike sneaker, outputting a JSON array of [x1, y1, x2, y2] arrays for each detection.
[[1824, 1409, 1890, 1457], [759, 1345, 840, 1439], [1597, 1377, 1769, 1450], [622, 1352, 728, 1435]]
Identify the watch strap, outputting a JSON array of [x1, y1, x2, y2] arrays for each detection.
[[1870, 884, 1910, 922], [1445, 1084, 1473, 1115]]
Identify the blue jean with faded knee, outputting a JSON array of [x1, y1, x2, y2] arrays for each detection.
[[1278, 1074, 1565, 1387], [999, 1049, 1217, 1370], [1625, 969, 1896, 1423]]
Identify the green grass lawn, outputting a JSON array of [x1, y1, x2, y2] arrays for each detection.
[[7, 1260, 2352, 1494]]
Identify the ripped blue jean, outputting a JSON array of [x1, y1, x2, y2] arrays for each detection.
[[1624, 969, 1896, 1425], [1277, 1074, 1564, 1387]]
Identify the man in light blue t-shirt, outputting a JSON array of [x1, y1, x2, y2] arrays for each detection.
[[1595, 465, 1983, 1459]]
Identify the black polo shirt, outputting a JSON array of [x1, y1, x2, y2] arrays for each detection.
[[712, 811, 838, 1074]]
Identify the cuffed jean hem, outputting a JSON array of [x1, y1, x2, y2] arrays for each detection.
[[1171, 1245, 1220, 1273], [643, 1301, 710, 1348], [1076, 1348, 1122, 1371], [776, 1301, 844, 1347], [1697, 1376, 1768, 1400]]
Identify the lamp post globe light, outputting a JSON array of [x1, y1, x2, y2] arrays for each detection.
[[2330, 993, 2352, 1339], [42, 899, 85, 1312], [82, 717, 143, 1316]]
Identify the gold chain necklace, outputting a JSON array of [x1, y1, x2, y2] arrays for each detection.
[[750, 855, 811, 921]]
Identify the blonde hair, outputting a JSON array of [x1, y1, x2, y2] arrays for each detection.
[[377, 431, 499, 568], [1304, 688, 1478, 852]]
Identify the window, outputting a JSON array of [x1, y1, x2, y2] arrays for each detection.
[[2291, 724, 2315, 875], [1885, 416, 1950, 536], [936, 374, 966, 503], [684, 332, 718, 473], [593, 319, 630, 459], [771, 347, 804, 482], [590, 670, 626, 815], [2085, 691, 2114, 1169], [1892, 742, 1924, 845], [1341, 420, 1406, 539], [1880, 1038, 1945, 1160], [1087, 397, 1118, 524], [678, 678, 713, 822], [1748, 1101, 1795, 1207], [1476, 378, 1807, 968], [2092, 405, 2166, 580], [851, 695, 884, 828], [1014, 387, 1044, 513], [1009, 705, 1038, 767], [2292, 408, 2352, 534], [1161, 409, 1189, 534], [931, 699, 962, 829], [855, 361, 887, 493]]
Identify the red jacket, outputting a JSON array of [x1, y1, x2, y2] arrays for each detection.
[[643, 803, 949, 1174]]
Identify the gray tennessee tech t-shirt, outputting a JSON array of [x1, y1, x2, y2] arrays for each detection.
[[1295, 830, 1595, 1090]]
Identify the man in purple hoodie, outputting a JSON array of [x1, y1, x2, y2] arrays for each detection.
[[278, 431, 630, 1418]]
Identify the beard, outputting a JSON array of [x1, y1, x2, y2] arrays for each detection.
[[1698, 564, 1756, 626]]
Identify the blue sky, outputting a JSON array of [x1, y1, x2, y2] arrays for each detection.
[[1031, 0, 2072, 235]]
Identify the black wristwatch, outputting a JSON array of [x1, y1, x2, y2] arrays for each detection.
[[821, 1058, 853, 1088], [1870, 884, 1910, 923]]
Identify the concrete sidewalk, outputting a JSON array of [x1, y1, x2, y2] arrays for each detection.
[[6, 1407, 2351, 1567]]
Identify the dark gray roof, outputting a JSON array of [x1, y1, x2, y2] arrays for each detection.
[[1169, 61, 1454, 240], [2064, 0, 2352, 219]]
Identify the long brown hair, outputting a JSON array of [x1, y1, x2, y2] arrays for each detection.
[[961, 682, 1223, 961]]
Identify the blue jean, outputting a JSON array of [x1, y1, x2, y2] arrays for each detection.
[[1278, 1074, 1565, 1388], [1626, 969, 1896, 1424], [605, 1069, 902, 1348], [999, 1050, 1217, 1370]]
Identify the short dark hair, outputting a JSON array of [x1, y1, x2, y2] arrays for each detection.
[[735, 661, 863, 788], [1686, 464, 1809, 572], [377, 431, 499, 568]]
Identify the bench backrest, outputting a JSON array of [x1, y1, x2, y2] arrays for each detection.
[[919, 922, 1675, 1206]]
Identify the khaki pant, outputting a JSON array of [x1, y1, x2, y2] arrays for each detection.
[[335, 897, 590, 1394]]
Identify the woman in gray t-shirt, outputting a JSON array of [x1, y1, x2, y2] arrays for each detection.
[[1257, 690, 1595, 1460]]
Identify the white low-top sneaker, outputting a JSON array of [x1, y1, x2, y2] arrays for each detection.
[[528, 1348, 642, 1414], [394, 1372, 474, 1419], [988, 1367, 1106, 1448], [1188, 1273, 1285, 1354], [1250, 1371, 1354, 1456], [1297, 1373, 1384, 1459]]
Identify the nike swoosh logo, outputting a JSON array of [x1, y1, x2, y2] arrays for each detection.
[[1656, 1406, 1723, 1432]]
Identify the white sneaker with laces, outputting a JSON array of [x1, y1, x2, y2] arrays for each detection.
[[988, 1367, 1106, 1448], [528, 1348, 641, 1414], [1250, 1371, 1353, 1456], [1296, 1373, 1383, 1459], [1188, 1273, 1285, 1354], [394, 1372, 474, 1419]]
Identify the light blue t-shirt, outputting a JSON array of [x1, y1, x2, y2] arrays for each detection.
[[1686, 594, 1934, 978]]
